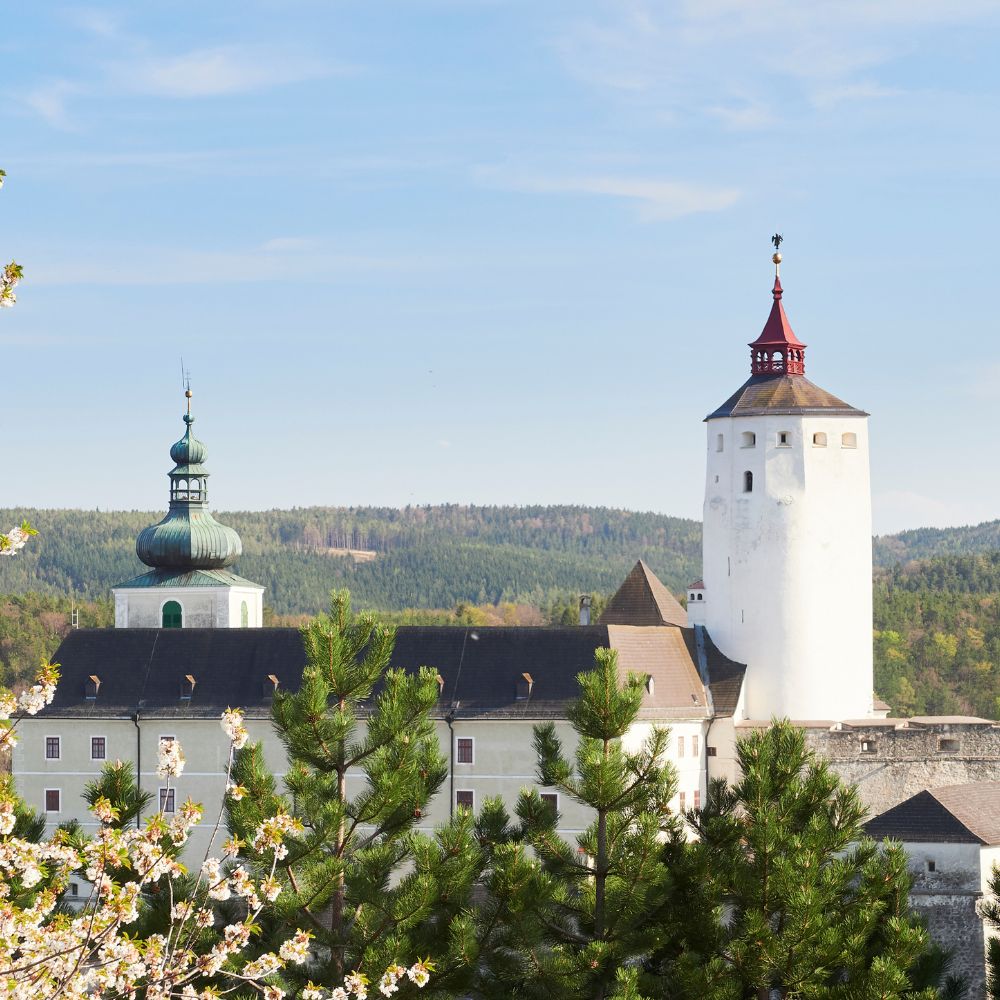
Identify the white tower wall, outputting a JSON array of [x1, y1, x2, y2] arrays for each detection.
[[702, 413, 873, 721]]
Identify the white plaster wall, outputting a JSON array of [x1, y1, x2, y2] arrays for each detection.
[[702, 413, 873, 721], [113, 586, 263, 629], [18, 712, 712, 864]]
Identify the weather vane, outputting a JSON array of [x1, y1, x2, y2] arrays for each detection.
[[770, 233, 783, 276], [180, 358, 193, 415]]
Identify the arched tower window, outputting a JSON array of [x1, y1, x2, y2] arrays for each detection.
[[162, 601, 183, 629], [812, 432, 827, 447], [743, 471, 753, 493], [240, 601, 249, 628]]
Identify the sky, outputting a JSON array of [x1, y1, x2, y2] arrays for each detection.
[[2, 1, 1000, 535]]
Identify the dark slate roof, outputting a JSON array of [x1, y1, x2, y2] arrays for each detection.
[[699, 631, 746, 717], [864, 783, 1000, 846], [599, 560, 687, 628], [114, 568, 263, 590], [43, 622, 745, 722], [706, 374, 868, 420]]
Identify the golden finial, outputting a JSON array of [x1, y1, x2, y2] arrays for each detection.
[[771, 233, 783, 277]]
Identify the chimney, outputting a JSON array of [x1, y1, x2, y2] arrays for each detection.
[[579, 595, 592, 626]]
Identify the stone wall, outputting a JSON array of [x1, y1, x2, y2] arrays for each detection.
[[797, 720, 1000, 813]]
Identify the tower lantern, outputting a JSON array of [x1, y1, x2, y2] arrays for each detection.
[[748, 239, 807, 376]]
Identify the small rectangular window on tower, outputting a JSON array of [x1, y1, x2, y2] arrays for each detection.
[[777, 431, 791, 446], [741, 431, 756, 448], [812, 432, 827, 447], [938, 738, 960, 753], [842, 432, 858, 448], [716, 433, 724, 452]]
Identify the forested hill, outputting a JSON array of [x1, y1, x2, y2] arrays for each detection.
[[873, 551, 1000, 720], [0, 506, 702, 615], [873, 520, 1000, 565]]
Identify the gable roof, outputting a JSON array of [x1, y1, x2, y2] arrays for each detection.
[[40, 621, 743, 722], [599, 560, 687, 628], [864, 783, 1000, 845], [706, 374, 868, 420]]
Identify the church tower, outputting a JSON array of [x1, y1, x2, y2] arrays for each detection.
[[701, 246, 873, 721], [112, 390, 264, 628]]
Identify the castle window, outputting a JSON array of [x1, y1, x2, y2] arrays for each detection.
[[162, 601, 182, 629], [741, 431, 756, 448], [45, 789, 61, 813], [455, 790, 474, 812], [456, 737, 474, 764], [540, 792, 558, 816], [692, 735, 699, 756], [697, 593, 703, 600], [678, 791, 686, 811], [926, 860, 937, 873], [743, 470, 753, 493], [716, 434, 724, 452], [45, 736, 61, 760], [938, 738, 960, 753], [706, 746, 717, 757], [241, 601, 249, 628], [842, 432, 858, 449], [693, 789, 701, 809], [159, 788, 176, 814], [777, 431, 791, 447], [677, 736, 685, 758], [812, 432, 827, 447], [91, 736, 106, 760], [860, 739, 877, 753]]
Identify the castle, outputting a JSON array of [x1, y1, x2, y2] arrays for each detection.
[[16, 250, 1000, 988]]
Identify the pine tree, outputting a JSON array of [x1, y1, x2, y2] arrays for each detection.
[[657, 720, 940, 1000], [226, 590, 485, 993], [487, 646, 680, 1000], [981, 865, 1000, 1000]]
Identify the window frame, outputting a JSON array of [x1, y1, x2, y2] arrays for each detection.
[[841, 431, 858, 449], [159, 788, 176, 814], [740, 431, 756, 449], [812, 431, 828, 448], [676, 736, 685, 758], [540, 792, 559, 814], [743, 470, 753, 493], [44, 735, 61, 761], [455, 736, 475, 765], [91, 735, 107, 761], [777, 431, 791, 447], [455, 789, 475, 811], [44, 788, 61, 813], [160, 599, 183, 629]]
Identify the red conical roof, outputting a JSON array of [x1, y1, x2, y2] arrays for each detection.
[[748, 274, 807, 376]]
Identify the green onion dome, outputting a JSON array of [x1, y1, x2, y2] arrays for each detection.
[[136, 397, 243, 570]]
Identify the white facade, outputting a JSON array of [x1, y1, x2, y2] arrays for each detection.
[[113, 584, 264, 628], [702, 412, 873, 721]]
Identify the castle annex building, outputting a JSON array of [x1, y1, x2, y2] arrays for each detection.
[[16, 252, 1000, 987]]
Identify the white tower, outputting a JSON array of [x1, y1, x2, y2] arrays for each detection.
[[701, 247, 873, 721]]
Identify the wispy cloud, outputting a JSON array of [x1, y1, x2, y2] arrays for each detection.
[[23, 17, 344, 128], [556, 0, 1000, 125], [480, 169, 741, 220], [118, 45, 336, 99], [28, 241, 429, 287]]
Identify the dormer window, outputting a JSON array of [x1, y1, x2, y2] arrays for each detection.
[[85, 674, 101, 700], [516, 672, 534, 700], [741, 432, 756, 448], [262, 674, 279, 698], [179, 674, 196, 701]]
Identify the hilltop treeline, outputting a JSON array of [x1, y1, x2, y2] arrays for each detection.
[[0, 505, 701, 615]]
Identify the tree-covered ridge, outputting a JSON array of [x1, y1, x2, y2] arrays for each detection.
[[874, 519, 1000, 566], [0, 506, 701, 615], [874, 552, 1000, 720]]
